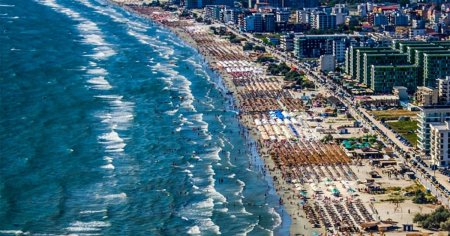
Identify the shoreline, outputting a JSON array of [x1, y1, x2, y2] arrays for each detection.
[[109, 1, 296, 235], [111, 3, 299, 234]]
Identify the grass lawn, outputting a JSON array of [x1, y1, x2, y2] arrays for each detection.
[[370, 110, 418, 121], [386, 120, 418, 146]]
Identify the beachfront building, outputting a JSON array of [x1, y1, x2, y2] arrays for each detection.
[[438, 77, 450, 105], [430, 121, 450, 167], [363, 53, 409, 87], [320, 54, 335, 72], [346, 47, 393, 82], [417, 105, 450, 155], [204, 5, 223, 21], [370, 64, 417, 93]]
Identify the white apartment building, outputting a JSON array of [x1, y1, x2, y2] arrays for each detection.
[[437, 76, 450, 105], [418, 106, 450, 155], [430, 121, 450, 167], [319, 54, 336, 72]]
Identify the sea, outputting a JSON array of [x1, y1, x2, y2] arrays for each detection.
[[0, 0, 290, 235]]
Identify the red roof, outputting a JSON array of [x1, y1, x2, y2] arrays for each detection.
[[374, 5, 399, 11]]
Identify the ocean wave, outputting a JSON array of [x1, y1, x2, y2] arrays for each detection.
[[80, 209, 107, 214], [101, 163, 115, 169], [187, 225, 200, 235], [98, 130, 126, 152], [0, 230, 29, 235], [96, 192, 127, 200], [87, 67, 108, 75], [235, 179, 245, 196], [87, 76, 112, 90], [66, 221, 111, 232], [38, 0, 116, 61], [268, 207, 282, 230], [182, 198, 221, 235], [165, 108, 178, 116]]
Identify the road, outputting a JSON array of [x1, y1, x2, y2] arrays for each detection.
[[224, 25, 450, 207]]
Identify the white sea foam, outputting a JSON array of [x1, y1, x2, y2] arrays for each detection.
[[38, 0, 115, 61], [240, 222, 258, 235], [187, 225, 201, 235], [183, 169, 193, 178], [268, 207, 282, 229], [66, 221, 111, 232], [101, 164, 115, 170], [235, 179, 245, 196], [99, 130, 126, 152], [165, 109, 178, 116], [87, 76, 112, 90], [205, 147, 221, 161], [0, 230, 29, 235], [80, 209, 107, 214], [96, 193, 127, 200], [182, 198, 221, 234]]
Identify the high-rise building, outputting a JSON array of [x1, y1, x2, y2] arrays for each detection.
[[417, 106, 450, 155], [358, 3, 367, 17], [393, 13, 409, 26], [204, 5, 223, 21], [332, 4, 348, 25], [438, 77, 450, 105], [295, 9, 311, 24], [430, 121, 450, 167], [423, 53, 450, 88], [244, 15, 255, 31], [319, 54, 336, 72], [345, 42, 450, 93], [370, 65, 418, 93], [294, 35, 367, 60], [263, 13, 275, 32], [373, 13, 388, 26], [254, 13, 263, 32], [313, 11, 336, 30], [276, 9, 291, 23], [333, 39, 346, 62], [362, 53, 409, 87], [280, 33, 295, 51]]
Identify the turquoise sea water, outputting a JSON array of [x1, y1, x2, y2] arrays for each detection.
[[0, 0, 290, 234]]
